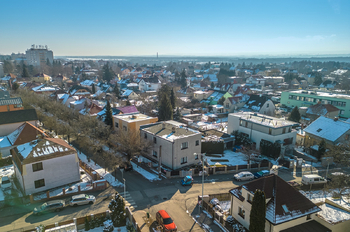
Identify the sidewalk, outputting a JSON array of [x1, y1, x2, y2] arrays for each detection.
[[191, 205, 223, 232], [133, 210, 153, 232]]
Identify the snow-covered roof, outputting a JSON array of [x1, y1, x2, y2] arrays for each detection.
[[80, 80, 95, 86], [122, 90, 133, 97], [304, 116, 350, 142], [232, 112, 297, 128], [15, 138, 75, 163]]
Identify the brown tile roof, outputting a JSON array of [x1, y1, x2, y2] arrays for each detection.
[[7, 122, 48, 146], [306, 103, 339, 116], [230, 174, 320, 225]]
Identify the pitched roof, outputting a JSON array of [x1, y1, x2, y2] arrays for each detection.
[[243, 94, 270, 111], [7, 122, 47, 146], [280, 220, 330, 232], [304, 116, 350, 142], [14, 138, 76, 164], [0, 109, 38, 125], [0, 91, 22, 106], [306, 103, 339, 116], [230, 174, 320, 225], [117, 105, 138, 114]]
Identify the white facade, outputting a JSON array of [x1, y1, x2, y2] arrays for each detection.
[[25, 45, 54, 66], [140, 122, 202, 170], [138, 79, 161, 92], [228, 112, 297, 149], [14, 153, 80, 195]]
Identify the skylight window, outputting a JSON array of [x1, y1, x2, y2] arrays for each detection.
[[282, 204, 289, 214], [317, 128, 322, 132]]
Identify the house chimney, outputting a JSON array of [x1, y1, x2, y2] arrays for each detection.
[[162, 122, 165, 129], [334, 117, 339, 121], [172, 127, 176, 133]]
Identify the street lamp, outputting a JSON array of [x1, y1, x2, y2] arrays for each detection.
[[123, 178, 126, 199], [194, 152, 205, 216]]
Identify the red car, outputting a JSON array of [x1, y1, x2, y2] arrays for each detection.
[[156, 210, 177, 232]]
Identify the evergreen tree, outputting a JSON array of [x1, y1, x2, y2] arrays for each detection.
[[103, 63, 114, 82], [46, 58, 51, 66], [314, 72, 323, 86], [180, 69, 187, 88], [318, 139, 327, 160], [249, 189, 266, 232], [109, 192, 126, 227], [85, 216, 90, 231], [170, 88, 176, 109], [218, 96, 225, 106], [91, 84, 96, 94], [288, 106, 301, 122], [22, 64, 30, 77], [104, 100, 113, 128], [12, 82, 19, 92], [174, 107, 182, 121], [210, 82, 215, 88], [158, 94, 173, 121], [114, 82, 120, 98]]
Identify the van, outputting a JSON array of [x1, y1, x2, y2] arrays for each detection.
[[301, 174, 327, 185], [0, 176, 12, 190]]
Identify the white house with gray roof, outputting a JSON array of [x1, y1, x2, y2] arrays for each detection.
[[228, 112, 298, 150], [11, 138, 80, 195], [140, 121, 202, 170]]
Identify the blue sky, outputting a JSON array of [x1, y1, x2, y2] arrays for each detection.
[[1, 0, 349, 56]]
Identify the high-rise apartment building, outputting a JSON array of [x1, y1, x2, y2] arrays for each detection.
[[25, 44, 53, 66]]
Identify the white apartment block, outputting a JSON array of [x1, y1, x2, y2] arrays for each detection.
[[25, 45, 54, 66]]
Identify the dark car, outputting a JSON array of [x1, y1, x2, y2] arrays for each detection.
[[253, 170, 270, 179], [124, 162, 133, 172], [33, 200, 65, 215]]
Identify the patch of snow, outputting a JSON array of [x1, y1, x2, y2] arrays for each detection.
[[203, 210, 213, 219], [131, 163, 161, 182], [76, 149, 124, 187], [78, 226, 127, 232], [318, 203, 350, 224], [219, 200, 231, 212], [0, 165, 14, 177], [206, 150, 247, 166]]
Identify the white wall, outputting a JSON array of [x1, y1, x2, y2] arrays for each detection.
[[22, 153, 80, 195], [259, 100, 275, 116], [0, 120, 38, 137]]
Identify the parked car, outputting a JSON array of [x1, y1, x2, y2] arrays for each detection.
[[156, 210, 177, 232], [0, 176, 12, 190], [33, 200, 65, 215], [301, 174, 327, 185], [209, 198, 220, 207], [253, 170, 270, 179], [234, 171, 254, 181], [181, 176, 193, 186], [69, 194, 96, 206]]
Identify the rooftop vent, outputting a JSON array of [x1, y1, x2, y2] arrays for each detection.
[[317, 128, 322, 132], [334, 117, 339, 121]]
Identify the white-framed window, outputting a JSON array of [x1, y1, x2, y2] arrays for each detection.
[[153, 150, 158, 157], [181, 142, 188, 150], [181, 157, 187, 164], [247, 194, 253, 204], [238, 207, 245, 219], [195, 140, 200, 146]]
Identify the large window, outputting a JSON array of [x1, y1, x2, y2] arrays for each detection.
[[153, 137, 157, 144], [32, 162, 43, 172], [181, 157, 187, 164], [247, 194, 253, 204], [181, 142, 188, 150], [34, 179, 45, 188]]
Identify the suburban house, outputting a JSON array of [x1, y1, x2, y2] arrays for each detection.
[[70, 98, 91, 110], [31, 73, 52, 83], [121, 68, 131, 76], [193, 90, 214, 101], [242, 95, 275, 116], [320, 80, 337, 89], [11, 138, 80, 195], [80, 101, 104, 117], [32, 84, 60, 94], [202, 91, 232, 106], [52, 74, 68, 83], [120, 89, 139, 100], [202, 129, 235, 149], [305, 103, 340, 121], [97, 105, 139, 121], [223, 96, 245, 113], [113, 113, 158, 133], [140, 121, 202, 170], [0, 122, 47, 157], [69, 86, 91, 97], [230, 174, 325, 232], [0, 91, 23, 112], [227, 112, 297, 150], [139, 77, 161, 92], [304, 116, 350, 147], [0, 109, 38, 136]]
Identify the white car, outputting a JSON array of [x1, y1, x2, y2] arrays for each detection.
[[234, 171, 254, 181], [0, 176, 12, 190], [69, 194, 96, 206]]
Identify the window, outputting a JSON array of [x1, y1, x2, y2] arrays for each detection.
[[195, 154, 198, 160], [282, 128, 286, 134], [307, 214, 311, 220], [181, 157, 187, 164], [153, 150, 158, 157], [181, 142, 188, 149], [34, 179, 45, 188], [341, 110, 345, 115], [238, 207, 245, 219], [195, 140, 200, 146], [226, 103, 229, 108], [245, 121, 248, 128], [32, 162, 43, 172], [123, 126, 127, 131], [247, 194, 253, 204], [266, 103, 269, 108], [288, 95, 293, 99], [153, 137, 157, 144], [269, 128, 272, 135], [115, 122, 119, 128], [240, 120, 243, 126], [144, 133, 147, 139]]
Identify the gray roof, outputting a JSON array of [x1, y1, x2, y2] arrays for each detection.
[[0, 97, 23, 106], [0, 109, 38, 125]]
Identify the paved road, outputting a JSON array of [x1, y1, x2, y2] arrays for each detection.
[[0, 168, 301, 232]]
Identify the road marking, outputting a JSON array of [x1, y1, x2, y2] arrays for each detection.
[[123, 191, 137, 210]]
